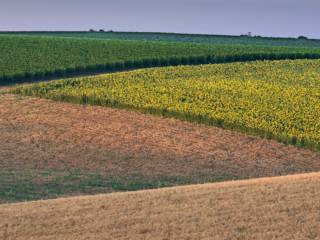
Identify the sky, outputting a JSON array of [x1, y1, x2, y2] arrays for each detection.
[[0, 0, 319, 39]]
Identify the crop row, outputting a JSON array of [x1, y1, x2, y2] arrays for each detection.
[[11, 59, 320, 151], [2, 35, 320, 85], [2, 52, 320, 84]]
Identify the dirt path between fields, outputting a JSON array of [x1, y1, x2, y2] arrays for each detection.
[[1, 94, 320, 178]]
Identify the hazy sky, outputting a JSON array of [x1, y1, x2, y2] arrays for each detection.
[[1, 0, 319, 38]]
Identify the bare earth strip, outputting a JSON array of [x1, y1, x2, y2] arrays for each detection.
[[1, 173, 320, 240], [1, 94, 320, 202]]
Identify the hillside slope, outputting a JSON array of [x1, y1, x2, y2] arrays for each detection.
[[1, 94, 320, 203], [1, 173, 319, 240]]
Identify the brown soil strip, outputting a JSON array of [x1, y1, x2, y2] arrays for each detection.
[[1, 172, 319, 240], [1, 94, 320, 178]]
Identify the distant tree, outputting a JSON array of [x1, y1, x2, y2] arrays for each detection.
[[240, 32, 253, 37], [99, 29, 105, 32], [89, 29, 96, 32], [298, 35, 308, 40]]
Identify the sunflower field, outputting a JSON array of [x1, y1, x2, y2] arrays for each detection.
[[11, 59, 320, 150]]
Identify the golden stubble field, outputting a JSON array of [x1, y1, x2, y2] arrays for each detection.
[[1, 173, 319, 240]]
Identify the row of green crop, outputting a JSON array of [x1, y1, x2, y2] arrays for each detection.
[[3, 35, 320, 85], [2, 52, 320, 85]]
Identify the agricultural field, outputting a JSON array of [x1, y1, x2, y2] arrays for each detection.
[[1, 31, 320, 239], [1, 173, 319, 240], [1, 35, 320, 84], [12, 59, 320, 151], [1, 93, 319, 203], [5, 31, 320, 48]]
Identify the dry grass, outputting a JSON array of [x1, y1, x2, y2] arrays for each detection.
[[1, 172, 319, 240]]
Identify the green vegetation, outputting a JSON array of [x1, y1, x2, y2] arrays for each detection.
[[0, 168, 241, 203], [2, 35, 320, 85], [3, 31, 320, 48], [12, 60, 320, 151]]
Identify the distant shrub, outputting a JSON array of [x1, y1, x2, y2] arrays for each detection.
[[298, 35, 308, 40]]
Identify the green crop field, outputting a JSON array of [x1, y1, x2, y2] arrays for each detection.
[[11, 59, 320, 151], [3, 31, 320, 48], [1, 35, 320, 85]]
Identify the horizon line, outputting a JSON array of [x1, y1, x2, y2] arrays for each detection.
[[0, 30, 318, 41]]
